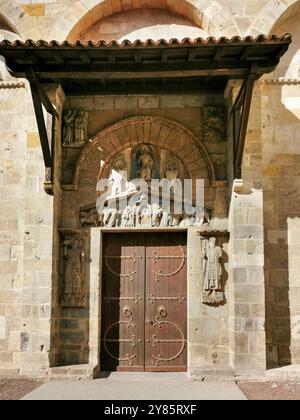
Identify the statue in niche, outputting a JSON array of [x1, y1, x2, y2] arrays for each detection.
[[137, 145, 154, 183], [63, 109, 87, 147], [165, 159, 180, 182], [135, 195, 152, 228], [201, 237, 225, 305], [63, 110, 75, 145], [160, 210, 171, 228], [151, 204, 163, 227], [180, 214, 196, 227], [195, 208, 212, 226], [75, 111, 87, 144], [103, 204, 119, 228], [121, 205, 135, 227], [62, 235, 86, 307]]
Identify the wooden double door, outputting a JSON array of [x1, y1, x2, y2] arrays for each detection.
[[101, 232, 187, 372]]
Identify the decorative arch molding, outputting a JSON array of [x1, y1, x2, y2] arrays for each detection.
[[269, 0, 300, 34], [67, 116, 215, 191], [48, 0, 228, 42], [249, 0, 299, 36], [0, 1, 28, 38]]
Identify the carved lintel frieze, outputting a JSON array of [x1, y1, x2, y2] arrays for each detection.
[[79, 203, 212, 230], [60, 230, 88, 308]]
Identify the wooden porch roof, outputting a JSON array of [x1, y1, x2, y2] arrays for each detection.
[[0, 35, 292, 95]]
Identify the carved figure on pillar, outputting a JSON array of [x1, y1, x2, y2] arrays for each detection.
[[201, 236, 225, 305], [62, 235, 86, 307]]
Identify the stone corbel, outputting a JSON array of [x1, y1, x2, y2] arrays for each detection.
[[233, 179, 244, 194]]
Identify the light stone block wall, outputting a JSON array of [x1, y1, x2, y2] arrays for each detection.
[[2, 0, 297, 41], [0, 81, 55, 376], [228, 183, 266, 377], [261, 81, 300, 368], [187, 227, 230, 378]]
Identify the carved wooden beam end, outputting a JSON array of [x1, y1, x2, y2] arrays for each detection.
[[44, 167, 54, 196]]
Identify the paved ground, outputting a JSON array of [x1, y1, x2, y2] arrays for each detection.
[[22, 373, 247, 400], [0, 379, 42, 401], [239, 381, 300, 400]]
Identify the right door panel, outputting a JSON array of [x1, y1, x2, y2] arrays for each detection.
[[145, 233, 187, 372]]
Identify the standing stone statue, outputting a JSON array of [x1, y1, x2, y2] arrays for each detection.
[[63, 109, 87, 147], [63, 110, 75, 145], [137, 145, 154, 183], [201, 237, 225, 305], [62, 236, 86, 307], [76, 111, 87, 144]]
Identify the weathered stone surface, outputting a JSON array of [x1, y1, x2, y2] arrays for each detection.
[[1, 0, 300, 380]]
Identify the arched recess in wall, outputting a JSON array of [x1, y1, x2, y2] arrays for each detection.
[[48, 0, 230, 42], [70, 116, 215, 193]]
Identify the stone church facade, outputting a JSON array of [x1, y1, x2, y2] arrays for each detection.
[[0, 0, 300, 380]]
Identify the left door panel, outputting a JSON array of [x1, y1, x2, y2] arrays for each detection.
[[101, 234, 145, 371]]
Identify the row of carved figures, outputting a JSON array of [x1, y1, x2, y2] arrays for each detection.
[[80, 204, 211, 229], [63, 110, 87, 146]]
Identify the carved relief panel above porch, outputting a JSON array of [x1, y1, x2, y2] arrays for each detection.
[[63, 109, 88, 147], [61, 116, 229, 231]]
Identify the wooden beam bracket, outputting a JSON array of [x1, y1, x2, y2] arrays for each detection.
[[231, 68, 258, 179], [26, 69, 57, 195]]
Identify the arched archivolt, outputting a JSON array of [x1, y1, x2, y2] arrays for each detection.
[[71, 116, 215, 190], [0, 1, 27, 38], [248, 0, 299, 36], [269, 0, 300, 35], [48, 0, 230, 41]]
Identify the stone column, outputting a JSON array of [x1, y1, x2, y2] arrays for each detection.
[[228, 180, 266, 378]]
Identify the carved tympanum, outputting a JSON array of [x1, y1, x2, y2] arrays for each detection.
[[63, 109, 88, 147], [62, 234, 86, 308], [201, 236, 225, 305]]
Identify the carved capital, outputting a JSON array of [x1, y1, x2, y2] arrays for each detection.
[[233, 179, 244, 193]]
